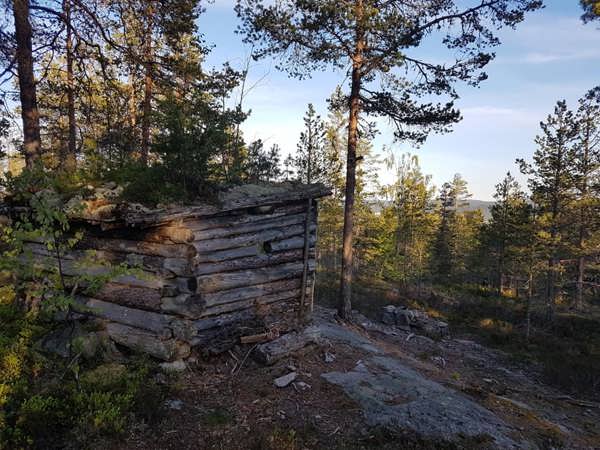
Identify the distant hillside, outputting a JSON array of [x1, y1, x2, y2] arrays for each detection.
[[460, 200, 494, 220], [371, 199, 494, 220]]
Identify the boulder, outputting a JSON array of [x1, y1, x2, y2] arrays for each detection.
[[381, 305, 450, 338], [381, 305, 397, 325]]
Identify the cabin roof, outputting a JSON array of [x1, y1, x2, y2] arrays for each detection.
[[74, 182, 331, 229]]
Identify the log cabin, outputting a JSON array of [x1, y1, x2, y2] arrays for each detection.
[[20, 183, 331, 361]]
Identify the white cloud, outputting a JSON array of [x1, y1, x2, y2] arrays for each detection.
[[498, 16, 600, 64], [459, 106, 541, 128]]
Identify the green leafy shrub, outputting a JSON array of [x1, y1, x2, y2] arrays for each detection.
[[0, 168, 167, 449]]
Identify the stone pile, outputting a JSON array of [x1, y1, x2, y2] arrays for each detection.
[[382, 305, 449, 338]]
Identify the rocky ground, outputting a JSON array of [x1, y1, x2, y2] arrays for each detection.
[[116, 306, 600, 450]]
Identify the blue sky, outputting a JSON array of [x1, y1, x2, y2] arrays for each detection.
[[199, 1, 599, 200]]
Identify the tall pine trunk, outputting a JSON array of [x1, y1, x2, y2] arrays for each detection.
[[13, 0, 42, 167], [63, 0, 77, 169], [140, 2, 154, 166], [338, 0, 364, 319]]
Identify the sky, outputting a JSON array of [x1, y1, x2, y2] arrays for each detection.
[[199, 1, 598, 200]]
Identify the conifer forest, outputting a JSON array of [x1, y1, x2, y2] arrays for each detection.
[[0, 1, 599, 449]]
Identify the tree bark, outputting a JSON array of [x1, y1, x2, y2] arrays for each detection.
[[13, 0, 42, 167], [338, 0, 364, 319], [63, 0, 77, 169], [140, 1, 154, 165]]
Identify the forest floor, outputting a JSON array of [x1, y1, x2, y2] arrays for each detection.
[[114, 303, 600, 450]]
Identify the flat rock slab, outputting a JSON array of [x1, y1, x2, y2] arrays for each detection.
[[312, 321, 383, 355], [323, 356, 527, 449]]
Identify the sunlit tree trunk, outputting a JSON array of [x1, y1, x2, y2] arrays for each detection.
[[140, 1, 154, 165], [13, 0, 42, 167], [63, 0, 77, 169], [338, 0, 364, 319]]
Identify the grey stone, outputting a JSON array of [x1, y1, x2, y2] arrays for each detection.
[[394, 309, 414, 326], [274, 371, 297, 388], [324, 351, 336, 363], [382, 305, 397, 325], [323, 356, 524, 449], [165, 399, 184, 410], [160, 360, 187, 372]]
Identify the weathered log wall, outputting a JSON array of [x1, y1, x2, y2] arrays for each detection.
[[23, 185, 326, 361]]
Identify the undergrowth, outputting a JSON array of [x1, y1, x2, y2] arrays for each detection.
[[316, 274, 600, 399], [0, 294, 167, 450]]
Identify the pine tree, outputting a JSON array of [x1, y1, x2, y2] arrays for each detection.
[[384, 153, 437, 288], [295, 104, 326, 184], [581, 0, 600, 22], [432, 174, 472, 282], [481, 172, 532, 294], [572, 88, 600, 307], [518, 100, 579, 320], [282, 153, 295, 181], [12, 0, 42, 167], [236, 0, 542, 318], [246, 140, 282, 182]]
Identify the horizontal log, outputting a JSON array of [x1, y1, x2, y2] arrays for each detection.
[[24, 253, 197, 296], [137, 225, 194, 243], [194, 249, 310, 276], [105, 322, 190, 361], [82, 298, 172, 336], [264, 234, 316, 253], [196, 261, 315, 293], [219, 184, 327, 211], [193, 223, 310, 254], [161, 293, 205, 319], [201, 277, 303, 308], [240, 332, 273, 345], [79, 236, 195, 259], [200, 288, 305, 317], [24, 242, 193, 277], [84, 223, 194, 244], [193, 308, 256, 332], [184, 203, 308, 231], [95, 283, 162, 311], [253, 326, 322, 365], [192, 212, 314, 241], [194, 245, 262, 264], [22, 254, 165, 290]]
